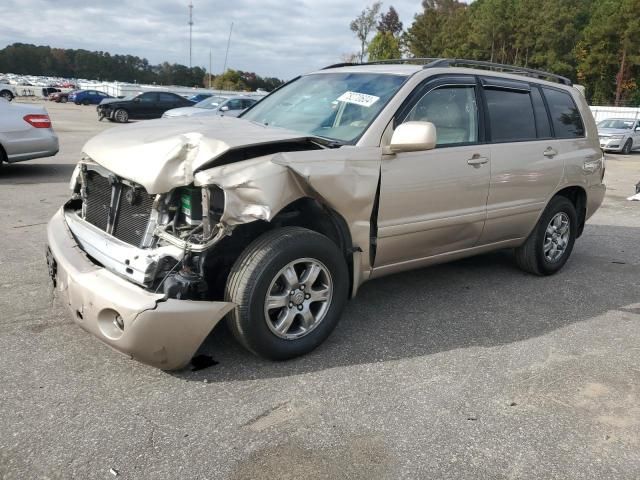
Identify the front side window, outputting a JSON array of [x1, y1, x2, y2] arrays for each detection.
[[402, 85, 478, 146], [242, 72, 407, 143], [543, 88, 585, 138], [485, 88, 536, 142]]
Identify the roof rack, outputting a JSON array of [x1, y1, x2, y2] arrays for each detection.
[[321, 57, 572, 86]]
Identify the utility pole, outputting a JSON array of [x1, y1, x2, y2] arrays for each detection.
[[188, 1, 194, 69], [222, 22, 234, 74]]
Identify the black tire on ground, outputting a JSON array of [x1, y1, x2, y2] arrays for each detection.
[[622, 138, 633, 155], [82, 99, 90, 106], [0, 146, 6, 170], [0, 90, 13, 101], [514, 195, 577, 276], [60, 97, 67, 103], [225, 226, 349, 360], [114, 109, 129, 123]]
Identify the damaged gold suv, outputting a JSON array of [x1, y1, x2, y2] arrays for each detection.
[[46, 59, 605, 370]]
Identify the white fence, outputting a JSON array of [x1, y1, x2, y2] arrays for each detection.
[[76, 81, 265, 99], [589, 106, 640, 122]]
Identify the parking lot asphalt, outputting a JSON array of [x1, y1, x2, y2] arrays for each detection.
[[1, 100, 639, 480]]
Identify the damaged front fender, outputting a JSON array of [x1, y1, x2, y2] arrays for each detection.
[[195, 146, 382, 283]]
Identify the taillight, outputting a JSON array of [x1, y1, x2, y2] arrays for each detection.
[[23, 114, 52, 128]]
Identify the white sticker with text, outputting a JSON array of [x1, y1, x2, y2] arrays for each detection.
[[337, 91, 380, 108]]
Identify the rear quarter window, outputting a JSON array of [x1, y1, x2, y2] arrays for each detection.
[[542, 88, 585, 138]]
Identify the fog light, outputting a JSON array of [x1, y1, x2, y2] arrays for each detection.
[[113, 314, 125, 331]]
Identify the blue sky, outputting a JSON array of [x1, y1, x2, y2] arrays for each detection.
[[1, 1, 438, 79]]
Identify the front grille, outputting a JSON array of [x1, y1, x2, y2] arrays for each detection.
[[112, 185, 155, 246], [82, 169, 155, 247], [84, 171, 112, 231]]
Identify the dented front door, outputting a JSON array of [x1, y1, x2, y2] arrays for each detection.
[[374, 144, 491, 270]]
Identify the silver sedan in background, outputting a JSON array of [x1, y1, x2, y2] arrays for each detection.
[[0, 98, 59, 167], [162, 95, 260, 119], [597, 117, 640, 154]]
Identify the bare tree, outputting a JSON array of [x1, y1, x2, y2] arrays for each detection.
[[350, 2, 383, 63]]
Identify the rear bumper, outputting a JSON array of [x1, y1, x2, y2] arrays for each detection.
[[5, 129, 59, 163], [47, 208, 235, 370]]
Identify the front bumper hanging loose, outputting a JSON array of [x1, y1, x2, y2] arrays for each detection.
[[46, 208, 235, 370]]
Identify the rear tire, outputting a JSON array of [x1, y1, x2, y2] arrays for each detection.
[[0, 90, 13, 101], [60, 97, 67, 103], [622, 138, 633, 155], [515, 196, 577, 276], [225, 227, 349, 360]]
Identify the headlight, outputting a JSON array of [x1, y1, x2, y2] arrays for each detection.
[[610, 134, 624, 140]]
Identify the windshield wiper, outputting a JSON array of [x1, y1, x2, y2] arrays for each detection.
[[313, 136, 345, 149]]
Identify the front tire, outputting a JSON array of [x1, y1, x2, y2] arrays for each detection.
[[114, 108, 129, 123], [60, 96, 67, 103], [622, 138, 633, 155], [0, 90, 13, 101], [515, 196, 577, 276], [225, 227, 349, 360]]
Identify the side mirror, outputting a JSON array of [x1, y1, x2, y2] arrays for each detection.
[[387, 121, 437, 153], [220, 105, 229, 112], [635, 127, 640, 132]]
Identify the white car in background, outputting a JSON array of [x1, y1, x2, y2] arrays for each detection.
[[162, 95, 259, 118], [0, 98, 59, 168], [597, 117, 640, 154]]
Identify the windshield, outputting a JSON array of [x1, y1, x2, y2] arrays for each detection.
[[241, 72, 407, 143], [598, 119, 634, 129], [120, 93, 141, 101], [195, 96, 229, 109]]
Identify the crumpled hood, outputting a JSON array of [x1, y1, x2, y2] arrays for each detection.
[[82, 115, 312, 193]]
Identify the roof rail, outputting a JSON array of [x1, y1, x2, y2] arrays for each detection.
[[322, 58, 440, 69], [424, 58, 572, 86], [321, 58, 572, 86]]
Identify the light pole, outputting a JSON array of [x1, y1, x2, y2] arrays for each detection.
[[188, 1, 194, 69]]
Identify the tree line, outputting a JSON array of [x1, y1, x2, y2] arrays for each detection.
[[0, 43, 284, 91], [351, 0, 640, 106]]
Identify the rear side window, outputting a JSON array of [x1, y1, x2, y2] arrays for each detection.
[[542, 88, 585, 138], [531, 87, 551, 138], [484, 88, 536, 142]]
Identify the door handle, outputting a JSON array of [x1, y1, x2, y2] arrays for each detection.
[[543, 147, 558, 158], [467, 154, 489, 167]]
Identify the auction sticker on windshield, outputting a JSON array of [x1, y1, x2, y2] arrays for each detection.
[[337, 91, 380, 108]]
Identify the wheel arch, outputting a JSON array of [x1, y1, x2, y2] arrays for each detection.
[[0, 89, 14, 100], [552, 185, 587, 237], [202, 196, 356, 300]]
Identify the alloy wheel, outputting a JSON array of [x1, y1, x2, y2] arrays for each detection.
[[263, 258, 333, 340], [543, 212, 570, 262]]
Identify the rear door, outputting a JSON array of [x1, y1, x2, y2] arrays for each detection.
[[478, 79, 565, 245], [135, 92, 159, 118], [375, 76, 491, 270]]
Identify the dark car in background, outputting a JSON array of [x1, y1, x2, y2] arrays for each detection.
[[69, 89, 113, 105], [97, 91, 194, 123]]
